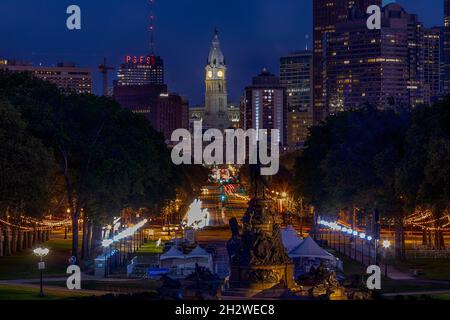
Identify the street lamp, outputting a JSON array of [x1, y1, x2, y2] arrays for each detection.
[[359, 233, 366, 265], [382, 240, 391, 277], [33, 247, 49, 297]]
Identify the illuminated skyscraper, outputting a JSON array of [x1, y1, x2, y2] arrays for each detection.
[[242, 69, 288, 146], [423, 27, 442, 103], [325, 4, 427, 112], [444, 0, 450, 94], [280, 50, 312, 145], [115, 55, 164, 86], [313, 0, 381, 123]]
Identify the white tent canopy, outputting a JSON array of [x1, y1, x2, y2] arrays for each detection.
[[288, 237, 336, 261], [281, 225, 303, 252], [160, 246, 184, 260], [186, 245, 210, 259]]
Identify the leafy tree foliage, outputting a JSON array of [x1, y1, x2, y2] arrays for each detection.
[[294, 97, 450, 254], [0, 71, 181, 260], [0, 101, 55, 219]]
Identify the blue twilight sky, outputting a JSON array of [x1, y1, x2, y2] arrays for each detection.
[[0, 0, 445, 105]]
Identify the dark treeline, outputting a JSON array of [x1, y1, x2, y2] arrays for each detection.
[[0, 71, 206, 261], [294, 98, 450, 259]]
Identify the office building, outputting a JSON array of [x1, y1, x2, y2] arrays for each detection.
[[0, 60, 92, 94], [113, 84, 188, 142], [423, 27, 442, 103], [280, 50, 313, 145], [325, 3, 430, 113], [241, 69, 287, 145], [313, 0, 381, 123], [115, 55, 164, 86], [443, 0, 450, 94]]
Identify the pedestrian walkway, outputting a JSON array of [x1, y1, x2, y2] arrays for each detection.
[[385, 265, 415, 280], [382, 289, 450, 297], [0, 280, 111, 296]]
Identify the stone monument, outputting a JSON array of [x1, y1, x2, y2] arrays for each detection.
[[224, 164, 295, 297]]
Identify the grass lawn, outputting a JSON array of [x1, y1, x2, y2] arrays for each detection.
[[391, 259, 450, 281], [0, 284, 95, 300], [431, 294, 450, 300], [0, 235, 78, 280], [332, 251, 366, 276], [137, 241, 163, 254]]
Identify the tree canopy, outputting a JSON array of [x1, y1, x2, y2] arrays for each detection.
[[0, 71, 183, 259]]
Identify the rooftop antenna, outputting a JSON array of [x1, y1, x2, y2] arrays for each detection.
[[305, 33, 310, 51], [149, 0, 155, 55]]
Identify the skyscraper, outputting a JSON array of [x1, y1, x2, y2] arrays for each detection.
[[115, 55, 164, 86], [325, 4, 419, 113], [241, 69, 287, 146], [444, 0, 450, 95], [203, 29, 230, 131], [313, 0, 381, 123], [280, 50, 313, 145], [423, 27, 442, 103], [406, 11, 426, 107]]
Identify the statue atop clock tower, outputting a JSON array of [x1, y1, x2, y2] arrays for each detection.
[[203, 29, 230, 131]]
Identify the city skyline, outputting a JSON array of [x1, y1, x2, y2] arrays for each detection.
[[0, 0, 446, 104]]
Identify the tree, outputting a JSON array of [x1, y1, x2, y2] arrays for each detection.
[[294, 106, 409, 258], [397, 97, 450, 249], [0, 101, 55, 218], [0, 101, 55, 254], [0, 71, 181, 261]]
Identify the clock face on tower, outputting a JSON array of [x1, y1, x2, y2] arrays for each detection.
[[217, 70, 224, 78], [207, 70, 213, 78]]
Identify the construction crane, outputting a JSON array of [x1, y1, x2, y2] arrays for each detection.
[[98, 57, 114, 96]]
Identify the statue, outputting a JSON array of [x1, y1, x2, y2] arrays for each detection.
[[224, 170, 295, 296], [248, 151, 272, 199], [305, 263, 346, 300]]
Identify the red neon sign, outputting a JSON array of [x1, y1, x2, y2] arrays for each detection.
[[125, 55, 157, 66]]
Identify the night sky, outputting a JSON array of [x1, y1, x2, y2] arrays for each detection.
[[0, 0, 445, 105]]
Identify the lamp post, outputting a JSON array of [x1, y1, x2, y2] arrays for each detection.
[[382, 240, 391, 278], [33, 247, 49, 297], [367, 236, 373, 265], [359, 233, 365, 265], [64, 208, 71, 240]]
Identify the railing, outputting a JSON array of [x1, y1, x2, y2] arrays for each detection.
[[405, 249, 450, 259]]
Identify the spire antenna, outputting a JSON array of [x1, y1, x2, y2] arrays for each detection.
[[149, 0, 156, 55]]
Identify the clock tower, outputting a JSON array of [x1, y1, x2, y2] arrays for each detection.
[[204, 29, 230, 130]]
